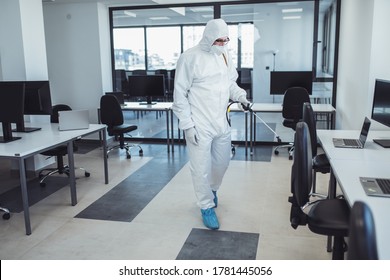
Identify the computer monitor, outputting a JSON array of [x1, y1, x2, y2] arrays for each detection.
[[0, 83, 25, 143], [270, 71, 313, 95], [128, 74, 165, 105], [371, 79, 390, 148], [2, 81, 53, 132]]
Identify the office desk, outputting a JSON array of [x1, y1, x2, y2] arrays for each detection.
[[317, 129, 390, 259], [0, 123, 108, 235], [230, 103, 335, 155], [317, 129, 390, 161], [122, 102, 174, 153]]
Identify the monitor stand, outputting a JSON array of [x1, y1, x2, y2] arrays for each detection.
[[0, 122, 21, 143], [12, 122, 41, 133], [139, 96, 156, 105], [373, 139, 390, 148]]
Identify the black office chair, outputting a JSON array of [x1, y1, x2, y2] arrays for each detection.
[[100, 95, 143, 159], [289, 122, 350, 260], [0, 206, 10, 220], [347, 201, 378, 260], [302, 102, 331, 194], [155, 69, 170, 100], [114, 69, 130, 98], [39, 104, 90, 187], [237, 68, 252, 100], [105, 91, 125, 105], [274, 87, 311, 160]]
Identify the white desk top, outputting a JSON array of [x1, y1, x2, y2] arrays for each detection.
[[229, 102, 335, 113], [122, 102, 173, 110], [0, 123, 105, 158], [317, 129, 390, 161], [330, 159, 390, 259], [317, 129, 390, 259]]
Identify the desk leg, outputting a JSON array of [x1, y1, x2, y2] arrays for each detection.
[[250, 111, 253, 155], [19, 158, 31, 235], [67, 141, 77, 206], [166, 110, 170, 153], [251, 113, 256, 156], [170, 110, 174, 153], [331, 111, 336, 129], [102, 128, 109, 184], [245, 112, 248, 156], [326, 168, 338, 252]]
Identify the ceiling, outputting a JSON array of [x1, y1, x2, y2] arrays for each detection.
[[43, 0, 334, 26], [42, 0, 238, 6]]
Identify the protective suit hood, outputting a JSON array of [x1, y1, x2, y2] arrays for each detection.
[[199, 19, 229, 52]]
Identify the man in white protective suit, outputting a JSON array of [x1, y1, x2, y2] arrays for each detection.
[[172, 18, 250, 230]]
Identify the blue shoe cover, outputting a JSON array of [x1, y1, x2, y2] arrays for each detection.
[[212, 191, 218, 208], [201, 208, 219, 230]]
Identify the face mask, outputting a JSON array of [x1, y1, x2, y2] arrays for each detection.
[[211, 45, 226, 56]]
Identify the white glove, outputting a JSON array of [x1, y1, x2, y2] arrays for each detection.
[[185, 127, 199, 146], [237, 96, 251, 112]]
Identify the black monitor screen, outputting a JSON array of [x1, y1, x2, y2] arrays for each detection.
[[270, 71, 313, 95], [128, 74, 165, 104], [372, 79, 390, 127], [24, 81, 52, 115], [0, 83, 25, 142]]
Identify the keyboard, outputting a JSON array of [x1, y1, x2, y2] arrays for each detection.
[[343, 139, 360, 146], [377, 178, 390, 194]]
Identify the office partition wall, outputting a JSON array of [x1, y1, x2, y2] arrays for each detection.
[[109, 0, 340, 144]]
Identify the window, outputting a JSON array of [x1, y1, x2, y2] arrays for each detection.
[[109, 1, 340, 142], [113, 28, 145, 70], [146, 26, 181, 70]]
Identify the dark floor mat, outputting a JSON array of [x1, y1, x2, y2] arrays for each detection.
[[176, 228, 259, 260], [75, 144, 189, 222], [75, 140, 102, 154], [0, 176, 70, 213]]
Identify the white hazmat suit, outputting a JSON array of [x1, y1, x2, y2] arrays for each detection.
[[172, 19, 248, 211]]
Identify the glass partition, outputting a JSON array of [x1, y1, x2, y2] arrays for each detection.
[[109, 1, 340, 144]]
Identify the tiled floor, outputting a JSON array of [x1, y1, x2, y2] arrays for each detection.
[[0, 110, 335, 260]]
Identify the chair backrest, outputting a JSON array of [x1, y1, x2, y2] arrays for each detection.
[[302, 102, 318, 157], [51, 104, 72, 123], [347, 201, 379, 260], [100, 95, 124, 132], [291, 121, 313, 207], [105, 91, 125, 105], [155, 69, 169, 94], [282, 87, 311, 120]]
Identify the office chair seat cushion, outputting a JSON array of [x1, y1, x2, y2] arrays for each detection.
[[111, 124, 138, 135], [283, 118, 300, 130], [41, 145, 68, 157], [308, 198, 350, 236], [313, 153, 331, 173]]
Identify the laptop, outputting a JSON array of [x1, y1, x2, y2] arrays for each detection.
[[332, 117, 371, 148], [360, 177, 390, 197], [58, 109, 89, 131]]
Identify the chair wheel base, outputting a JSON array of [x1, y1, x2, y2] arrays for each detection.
[[274, 150, 279, 155], [139, 150, 143, 156], [3, 212, 10, 220], [85, 172, 91, 177]]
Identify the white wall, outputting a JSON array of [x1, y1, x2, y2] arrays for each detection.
[[252, 2, 314, 103], [336, 0, 390, 130], [43, 2, 111, 124], [20, 0, 49, 80], [0, 0, 47, 80], [368, 0, 390, 130]]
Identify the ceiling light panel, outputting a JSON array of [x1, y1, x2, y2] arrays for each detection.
[[282, 8, 303, 13]]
